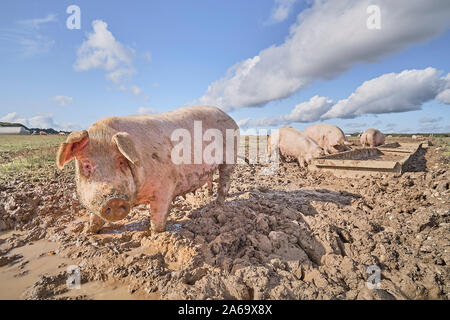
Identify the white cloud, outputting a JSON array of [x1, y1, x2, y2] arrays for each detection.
[[199, 0, 450, 110], [322, 68, 446, 119], [239, 95, 334, 128], [268, 0, 298, 24], [282, 96, 334, 122], [51, 95, 73, 107], [17, 14, 57, 28], [0, 112, 79, 131], [436, 89, 450, 104], [0, 14, 57, 57], [137, 107, 157, 115], [74, 20, 136, 85], [241, 68, 450, 127]]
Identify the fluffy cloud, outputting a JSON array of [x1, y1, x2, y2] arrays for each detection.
[[0, 112, 79, 131], [282, 96, 334, 122], [268, 0, 298, 23], [322, 68, 446, 119], [238, 96, 334, 128], [241, 68, 450, 127], [436, 89, 450, 104], [51, 95, 73, 107], [199, 0, 450, 110], [74, 20, 136, 85]]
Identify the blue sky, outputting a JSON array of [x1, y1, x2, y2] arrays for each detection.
[[0, 0, 449, 133]]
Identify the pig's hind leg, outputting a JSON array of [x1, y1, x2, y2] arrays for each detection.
[[216, 164, 234, 204]]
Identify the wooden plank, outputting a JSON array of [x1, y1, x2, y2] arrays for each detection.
[[314, 159, 399, 169]]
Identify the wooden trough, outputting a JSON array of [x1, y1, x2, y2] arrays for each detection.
[[239, 136, 427, 177], [310, 142, 425, 177]]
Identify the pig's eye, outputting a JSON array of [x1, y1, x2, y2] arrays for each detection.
[[81, 162, 93, 176], [118, 158, 128, 169]]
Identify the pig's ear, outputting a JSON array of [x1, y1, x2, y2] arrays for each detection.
[[112, 132, 140, 167], [56, 130, 89, 169]]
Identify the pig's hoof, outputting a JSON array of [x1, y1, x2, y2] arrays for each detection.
[[150, 222, 166, 233], [85, 225, 103, 235]]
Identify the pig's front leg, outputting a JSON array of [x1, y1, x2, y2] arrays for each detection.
[[217, 164, 234, 204], [149, 188, 174, 232], [87, 212, 106, 234]]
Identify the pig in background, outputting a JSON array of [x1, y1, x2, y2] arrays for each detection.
[[360, 128, 385, 147], [304, 123, 350, 154], [56, 106, 239, 233], [267, 126, 325, 167]]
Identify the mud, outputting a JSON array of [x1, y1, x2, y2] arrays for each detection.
[[0, 139, 448, 300]]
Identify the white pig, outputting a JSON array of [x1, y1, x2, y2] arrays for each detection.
[[56, 106, 239, 233], [267, 126, 325, 167], [360, 128, 385, 147], [304, 123, 350, 154]]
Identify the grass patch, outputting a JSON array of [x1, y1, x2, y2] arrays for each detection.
[[0, 135, 73, 183], [0, 135, 65, 153], [434, 136, 450, 156]]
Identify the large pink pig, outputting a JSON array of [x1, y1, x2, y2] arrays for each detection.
[[304, 123, 350, 154], [267, 126, 325, 167], [57, 106, 239, 233], [360, 128, 385, 147]]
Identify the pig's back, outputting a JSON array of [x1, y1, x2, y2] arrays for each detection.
[[109, 106, 237, 136], [278, 127, 317, 158], [305, 123, 344, 140]]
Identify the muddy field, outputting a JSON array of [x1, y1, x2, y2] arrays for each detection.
[[0, 136, 449, 300]]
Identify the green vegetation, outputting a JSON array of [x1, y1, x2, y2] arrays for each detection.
[[0, 135, 73, 182], [434, 136, 450, 157], [0, 135, 65, 153]]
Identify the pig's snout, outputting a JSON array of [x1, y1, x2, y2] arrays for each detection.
[[100, 198, 130, 222]]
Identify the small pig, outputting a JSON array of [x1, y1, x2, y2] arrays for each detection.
[[360, 128, 385, 147], [56, 106, 239, 233], [267, 126, 325, 167], [304, 123, 350, 154]]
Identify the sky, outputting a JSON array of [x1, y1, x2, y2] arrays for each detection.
[[0, 0, 449, 134]]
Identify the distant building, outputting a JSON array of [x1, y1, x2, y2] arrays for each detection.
[[0, 126, 31, 135]]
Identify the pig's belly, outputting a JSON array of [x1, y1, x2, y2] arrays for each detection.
[[174, 164, 218, 196]]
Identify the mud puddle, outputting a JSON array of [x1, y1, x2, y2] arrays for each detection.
[[0, 239, 69, 299]]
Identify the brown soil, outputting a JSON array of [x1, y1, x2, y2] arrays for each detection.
[[0, 140, 448, 300]]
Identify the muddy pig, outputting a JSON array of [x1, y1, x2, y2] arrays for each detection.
[[304, 123, 350, 154], [267, 126, 325, 167], [360, 128, 385, 147], [56, 106, 239, 233]]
